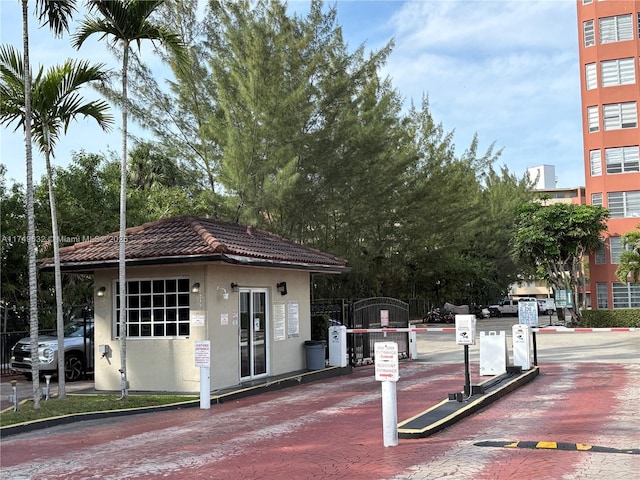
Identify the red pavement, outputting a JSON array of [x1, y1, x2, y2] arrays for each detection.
[[1, 361, 639, 479]]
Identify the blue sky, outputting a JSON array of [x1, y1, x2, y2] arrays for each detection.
[[1, 0, 584, 189]]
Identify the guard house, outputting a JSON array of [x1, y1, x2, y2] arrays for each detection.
[[40, 216, 348, 393]]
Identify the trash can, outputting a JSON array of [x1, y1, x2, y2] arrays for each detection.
[[304, 340, 326, 370]]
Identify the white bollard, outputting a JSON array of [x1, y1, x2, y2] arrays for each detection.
[[200, 366, 211, 410], [381, 380, 398, 447]]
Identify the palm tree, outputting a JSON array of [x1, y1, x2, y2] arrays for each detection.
[[72, 0, 186, 399], [15, 0, 77, 410], [0, 45, 113, 397]]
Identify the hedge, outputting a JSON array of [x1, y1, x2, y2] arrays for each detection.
[[580, 309, 640, 328]]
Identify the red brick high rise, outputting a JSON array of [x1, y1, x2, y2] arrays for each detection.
[[577, 0, 640, 309]]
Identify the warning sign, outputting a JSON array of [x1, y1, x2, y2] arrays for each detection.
[[375, 342, 399, 382], [195, 340, 211, 368]]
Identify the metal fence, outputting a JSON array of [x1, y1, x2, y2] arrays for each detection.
[[313, 297, 410, 367]]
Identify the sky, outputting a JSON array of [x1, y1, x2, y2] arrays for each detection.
[[0, 0, 585, 189]]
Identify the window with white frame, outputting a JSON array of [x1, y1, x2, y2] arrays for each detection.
[[590, 149, 602, 176], [585, 63, 597, 89], [594, 241, 606, 264], [607, 191, 640, 218], [115, 278, 191, 338], [605, 146, 640, 174], [587, 105, 599, 132], [596, 283, 608, 309], [610, 236, 623, 264], [599, 15, 633, 44], [582, 0, 593, 4], [601, 58, 635, 87], [591, 192, 603, 206], [583, 19, 595, 47], [612, 282, 640, 308], [603, 102, 637, 130]]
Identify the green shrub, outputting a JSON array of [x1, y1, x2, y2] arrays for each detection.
[[581, 309, 640, 328]]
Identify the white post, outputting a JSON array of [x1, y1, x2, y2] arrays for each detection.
[[381, 380, 398, 447], [195, 340, 211, 410], [375, 342, 399, 447], [200, 367, 211, 410], [409, 327, 418, 360]]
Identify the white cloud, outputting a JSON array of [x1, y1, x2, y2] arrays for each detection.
[[380, 0, 583, 186]]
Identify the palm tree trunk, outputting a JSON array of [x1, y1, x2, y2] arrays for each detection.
[[22, 0, 40, 410], [118, 43, 130, 400], [44, 129, 67, 398]]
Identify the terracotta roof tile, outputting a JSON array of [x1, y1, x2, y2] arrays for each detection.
[[41, 216, 348, 271]]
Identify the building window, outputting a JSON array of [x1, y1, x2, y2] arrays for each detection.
[[599, 15, 633, 44], [601, 58, 635, 86], [583, 19, 595, 47], [605, 146, 640, 174], [587, 105, 599, 132], [603, 102, 637, 130], [585, 63, 597, 90], [607, 191, 640, 218], [582, 0, 593, 4], [610, 236, 623, 264], [594, 241, 606, 264], [591, 192, 603, 206], [612, 282, 640, 308], [590, 150, 602, 176], [596, 283, 608, 309], [115, 278, 191, 338]]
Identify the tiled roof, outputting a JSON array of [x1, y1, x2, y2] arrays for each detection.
[[41, 216, 348, 272]]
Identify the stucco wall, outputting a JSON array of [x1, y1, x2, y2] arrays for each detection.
[[93, 263, 312, 393]]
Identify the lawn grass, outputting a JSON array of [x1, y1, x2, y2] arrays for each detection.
[[0, 394, 199, 427]]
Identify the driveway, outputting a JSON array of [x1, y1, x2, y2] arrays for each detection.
[[1, 321, 638, 479]]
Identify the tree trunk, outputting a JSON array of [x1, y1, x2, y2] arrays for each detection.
[[23, 0, 40, 410], [44, 129, 67, 398], [118, 43, 130, 400]]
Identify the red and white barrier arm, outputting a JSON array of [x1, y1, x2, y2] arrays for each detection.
[[346, 327, 456, 333], [532, 327, 637, 333], [345, 327, 637, 334]]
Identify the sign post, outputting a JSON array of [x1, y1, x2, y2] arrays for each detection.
[[375, 342, 399, 447], [455, 315, 476, 397], [195, 340, 211, 409]]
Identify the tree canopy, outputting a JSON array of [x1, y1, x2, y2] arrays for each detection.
[[512, 201, 609, 324], [2, 0, 539, 323]]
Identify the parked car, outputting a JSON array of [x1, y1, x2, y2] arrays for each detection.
[[537, 298, 556, 315], [10, 320, 94, 381], [488, 299, 519, 316], [489, 297, 540, 317]]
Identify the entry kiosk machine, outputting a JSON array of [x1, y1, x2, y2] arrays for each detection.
[[450, 315, 480, 401], [514, 299, 538, 370], [455, 315, 476, 346], [512, 324, 533, 370], [328, 325, 347, 367]]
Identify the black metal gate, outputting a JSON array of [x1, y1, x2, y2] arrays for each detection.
[[349, 297, 409, 366], [313, 297, 409, 367]]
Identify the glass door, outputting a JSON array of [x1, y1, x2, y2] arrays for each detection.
[[240, 289, 268, 380]]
